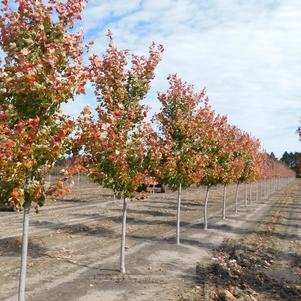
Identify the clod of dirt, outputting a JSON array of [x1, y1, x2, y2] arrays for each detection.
[[217, 289, 236, 301]]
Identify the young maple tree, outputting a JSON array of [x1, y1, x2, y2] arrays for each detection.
[[194, 110, 230, 230], [227, 131, 254, 213], [231, 133, 261, 210], [0, 1, 88, 300], [258, 153, 295, 198], [242, 137, 261, 205], [214, 124, 241, 220], [193, 110, 260, 229], [152, 75, 208, 244], [75, 33, 163, 273]]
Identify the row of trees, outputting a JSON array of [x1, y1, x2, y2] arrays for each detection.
[[0, 1, 295, 300], [280, 151, 301, 177], [72, 36, 295, 271]]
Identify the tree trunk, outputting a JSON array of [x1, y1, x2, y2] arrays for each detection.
[[235, 183, 239, 214], [244, 184, 248, 207], [18, 205, 30, 301], [222, 185, 227, 219], [176, 184, 182, 245], [204, 186, 210, 230], [256, 181, 259, 202], [249, 183, 252, 203], [77, 172, 80, 185], [266, 180, 268, 197], [176, 183, 182, 245], [120, 197, 128, 274]]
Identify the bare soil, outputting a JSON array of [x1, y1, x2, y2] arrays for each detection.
[[180, 180, 301, 301], [0, 178, 299, 301]]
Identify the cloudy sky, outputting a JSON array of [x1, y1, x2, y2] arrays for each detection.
[[63, 0, 301, 158]]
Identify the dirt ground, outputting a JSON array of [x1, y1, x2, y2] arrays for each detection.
[[180, 180, 301, 301], [0, 178, 299, 301]]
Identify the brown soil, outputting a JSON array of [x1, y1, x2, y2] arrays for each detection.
[[180, 180, 301, 301], [0, 178, 299, 301]]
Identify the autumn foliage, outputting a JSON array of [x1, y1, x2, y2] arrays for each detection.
[[0, 1, 294, 208], [151, 75, 208, 190], [0, 2, 296, 298], [74, 32, 163, 198], [0, 0, 89, 209]]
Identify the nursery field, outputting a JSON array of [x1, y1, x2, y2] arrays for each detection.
[[0, 179, 300, 301]]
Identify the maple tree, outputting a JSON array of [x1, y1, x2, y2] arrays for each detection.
[[75, 32, 163, 273], [0, 1, 88, 299], [192, 106, 263, 229], [193, 109, 230, 229], [238, 134, 261, 207], [258, 153, 295, 198], [151, 75, 208, 244], [212, 124, 243, 220]]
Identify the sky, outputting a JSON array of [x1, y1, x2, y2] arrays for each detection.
[[20, 1, 301, 157]]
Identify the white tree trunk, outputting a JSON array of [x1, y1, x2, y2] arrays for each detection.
[[176, 183, 182, 245], [235, 183, 239, 214], [260, 180, 264, 200], [256, 181, 259, 202], [266, 180, 268, 197], [244, 184, 248, 207], [18, 205, 30, 301], [204, 186, 210, 230], [222, 185, 227, 219], [120, 197, 128, 274], [249, 183, 252, 203]]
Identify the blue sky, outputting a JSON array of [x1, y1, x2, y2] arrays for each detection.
[[3, 0, 301, 158], [61, 0, 301, 158]]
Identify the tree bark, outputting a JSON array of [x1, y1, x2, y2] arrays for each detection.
[[249, 183, 252, 203], [222, 185, 227, 219], [120, 197, 128, 274], [176, 183, 182, 245], [18, 204, 30, 301], [244, 184, 248, 207], [77, 171, 80, 185], [204, 186, 210, 230], [235, 183, 239, 214], [256, 181, 259, 202]]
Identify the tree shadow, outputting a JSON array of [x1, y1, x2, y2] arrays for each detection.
[[263, 215, 300, 222], [56, 198, 89, 203], [0, 237, 48, 258], [142, 198, 201, 207], [228, 217, 300, 229], [126, 233, 217, 251], [58, 193, 113, 203], [208, 223, 300, 241], [110, 208, 175, 217], [31, 219, 115, 237], [269, 205, 301, 209]]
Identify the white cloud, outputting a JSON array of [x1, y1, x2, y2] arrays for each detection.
[[72, 0, 301, 158]]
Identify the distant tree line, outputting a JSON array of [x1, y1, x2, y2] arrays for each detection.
[[280, 152, 300, 177]]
